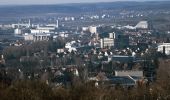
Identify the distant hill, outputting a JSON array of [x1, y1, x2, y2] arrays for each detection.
[[0, 1, 170, 18]]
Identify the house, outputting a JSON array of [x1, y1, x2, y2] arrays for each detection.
[[108, 55, 135, 63], [115, 70, 143, 77]]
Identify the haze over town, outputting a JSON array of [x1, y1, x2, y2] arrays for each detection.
[[1, 1, 170, 100]]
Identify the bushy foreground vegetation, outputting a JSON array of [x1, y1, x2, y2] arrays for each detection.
[[1, 59, 170, 100], [0, 79, 169, 100]]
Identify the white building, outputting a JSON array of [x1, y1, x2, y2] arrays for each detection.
[[14, 28, 23, 35], [24, 34, 34, 41], [46, 24, 58, 28], [31, 29, 50, 34], [89, 26, 97, 34], [123, 25, 136, 30], [158, 43, 170, 55], [135, 21, 148, 29], [37, 26, 55, 30], [100, 38, 114, 48], [33, 33, 51, 41], [24, 33, 51, 41], [59, 33, 69, 38], [30, 25, 56, 34], [109, 32, 116, 39], [100, 32, 115, 48], [82, 27, 89, 31], [57, 49, 65, 53]]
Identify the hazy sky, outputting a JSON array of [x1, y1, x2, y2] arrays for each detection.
[[0, 0, 165, 5]]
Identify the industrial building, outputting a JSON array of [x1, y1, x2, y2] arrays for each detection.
[[24, 33, 51, 41], [135, 21, 148, 29]]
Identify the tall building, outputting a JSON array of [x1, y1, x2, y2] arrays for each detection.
[[100, 32, 115, 48], [109, 32, 116, 39], [114, 35, 129, 48], [56, 20, 59, 28]]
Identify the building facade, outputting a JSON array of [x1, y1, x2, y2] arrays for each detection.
[[114, 35, 129, 48], [100, 38, 114, 48], [158, 43, 170, 55], [100, 32, 115, 48]]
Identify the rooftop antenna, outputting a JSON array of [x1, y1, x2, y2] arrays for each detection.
[[56, 20, 59, 28]]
